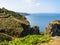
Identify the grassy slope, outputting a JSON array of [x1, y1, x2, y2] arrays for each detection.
[[0, 35, 52, 45], [1, 35, 60, 45]]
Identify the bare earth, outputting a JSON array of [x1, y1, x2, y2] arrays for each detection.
[[39, 36, 60, 45]]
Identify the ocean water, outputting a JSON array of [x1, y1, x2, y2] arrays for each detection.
[[26, 13, 60, 32]]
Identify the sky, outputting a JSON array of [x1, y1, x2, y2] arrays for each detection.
[[0, 0, 60, 13]]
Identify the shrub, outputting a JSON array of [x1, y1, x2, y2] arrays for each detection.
[[0, 35, 52, 45], [0, 33, 12, 42]]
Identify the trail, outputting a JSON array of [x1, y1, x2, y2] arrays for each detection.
[[40, 36, 60, 45]]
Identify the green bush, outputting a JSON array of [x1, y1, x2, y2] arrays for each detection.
[[0, 35, 52, 45]]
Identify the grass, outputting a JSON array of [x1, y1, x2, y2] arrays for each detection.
[[0, 35, 52, 45]]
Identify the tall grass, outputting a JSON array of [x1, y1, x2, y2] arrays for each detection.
[[0, 35, 52, 45]]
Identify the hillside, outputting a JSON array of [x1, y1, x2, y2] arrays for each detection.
[[0, 7, 30, 39], [0, 8, 60, 45]]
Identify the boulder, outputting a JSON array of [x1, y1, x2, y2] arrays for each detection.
[[30, 26, 40, 35], [44, 20, 60, 36]]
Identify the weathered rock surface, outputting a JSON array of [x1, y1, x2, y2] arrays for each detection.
[[0, 8, 30, 38], [0, 8, 40, 38], [44, 20, 60, 36], [30, 26, 40, 35]]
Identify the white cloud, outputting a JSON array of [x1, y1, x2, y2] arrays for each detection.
[[19, 0, 41, 13], [0, 0, 59, 13], [0, 0, 41, 13], [24, 0, 40, 6], [36, 3, 40, 6], [25, 0, 33, 3]]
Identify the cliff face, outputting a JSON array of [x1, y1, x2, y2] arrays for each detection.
[[0, 8, 30, 38], [44, 20, 60, 36]]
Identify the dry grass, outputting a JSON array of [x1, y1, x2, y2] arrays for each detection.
[[12, 17, 29, 25], [40, 36, 60, 45]]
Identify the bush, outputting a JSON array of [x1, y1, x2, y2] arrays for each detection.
[[0, 33, 12, 42], [0, 35, 52, 45]]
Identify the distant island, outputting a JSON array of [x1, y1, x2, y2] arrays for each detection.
[[17, 12, 30, 16]]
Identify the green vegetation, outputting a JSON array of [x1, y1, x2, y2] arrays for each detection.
[[0, 35, 52, 45], [0, 7, 54, 45], [0, 7, 30, 38], [0, 33, 12, 42], [0, 7, 26, 20]]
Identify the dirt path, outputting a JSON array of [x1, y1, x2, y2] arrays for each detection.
[[40, 36, 60, 45]]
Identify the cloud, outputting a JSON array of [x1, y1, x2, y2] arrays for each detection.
[[18, 0, 41, 13], [24, 0, 40, 6], [0, 0, 41, 13], [25, 0, 33, 3], [36, 3, 40, 6]]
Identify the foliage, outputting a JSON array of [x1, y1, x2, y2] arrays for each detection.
[[0, 7, 26, 20], [0, 35, 52, 45], [0, 7, 29, 37], [0, 33, 12, 42]]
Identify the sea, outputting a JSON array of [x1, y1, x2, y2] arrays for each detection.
[[26, 13, 60, 32]]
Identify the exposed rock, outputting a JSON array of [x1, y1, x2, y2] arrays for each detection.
[[44, 20, 60, 36], [0, 8, 40, 38], [20, 26, 40, 37], [30, 26, 40, 35], [0, 8, 30, 38]]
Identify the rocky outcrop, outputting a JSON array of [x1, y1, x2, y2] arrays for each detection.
[[0, 8, 40, 38], [30, 26, 40, 35], [20, 26, 40, 37], [0, 8, 30, 38], [44, 20, 60, 36]]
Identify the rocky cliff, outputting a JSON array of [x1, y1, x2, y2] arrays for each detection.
[[0, 8, 30, 38], [44, 20, 60, 36]]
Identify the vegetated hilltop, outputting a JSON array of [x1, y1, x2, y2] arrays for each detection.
[[44, 20, 60, 36], [0, 7, 30, 39]]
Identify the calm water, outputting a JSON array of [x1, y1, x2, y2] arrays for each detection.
[[26, 13, 60, 32]]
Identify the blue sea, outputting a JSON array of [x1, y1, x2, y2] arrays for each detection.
[[26, 13, 60, 32]]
